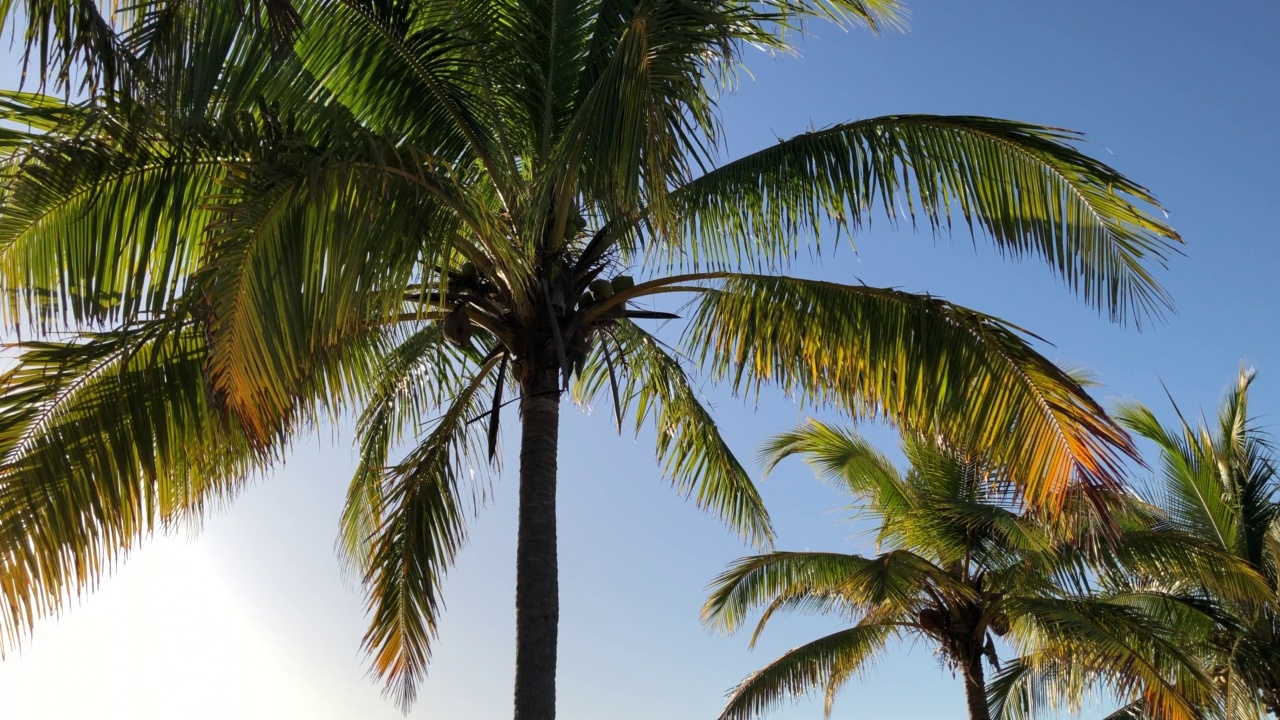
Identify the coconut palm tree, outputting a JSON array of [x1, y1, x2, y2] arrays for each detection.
[[0, 0, 1183, 717], [705, 421, 1226, 720], [1106, 370, 1280, 718]]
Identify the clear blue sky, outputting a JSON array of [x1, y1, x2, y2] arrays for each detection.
[[1, 1, 1278, 718]]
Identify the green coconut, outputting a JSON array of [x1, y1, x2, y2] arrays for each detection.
[[457, 261, 477, 283], [588, 279, 615, 299]]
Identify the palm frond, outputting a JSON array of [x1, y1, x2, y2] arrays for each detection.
[[360, 352, 500, 710], [760, 419, 910, 512], [341, 325, 474, 573], [686, 274, 1136, 508], [0, 320, 259, 652], [198, 145, 458, 445], [293, 0, 510, 193], [717, 622, 895, 720], [576, 320, 773, 547], [662, 115, 1180, 325], [703, 550, 962, 636], [1007, 597, 1217, 720], [0, 111, 223, 328]]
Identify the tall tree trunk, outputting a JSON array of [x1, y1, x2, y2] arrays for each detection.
[[513, 373, 560, 720], [962, 654, 991, 720]]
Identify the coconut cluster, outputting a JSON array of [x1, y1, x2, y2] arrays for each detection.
[[581, 275, 634, 308]]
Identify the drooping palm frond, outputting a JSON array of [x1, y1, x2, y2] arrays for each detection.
[[572, 319, 773, 547], [198, 142, 462, 445], [686, 274, 1135, 508], [717, 621, 897, 720], [0, 305, 392, 654], [0, 0, 132, 94], [0, 0, 303, 96], [360, 351, 501, 710], [1002, 597, 1220, 720], [341, 325, 474, 571], [0, 321, 258, 650], [703, 549, 964, 637], [662, 115, 1181, 325]]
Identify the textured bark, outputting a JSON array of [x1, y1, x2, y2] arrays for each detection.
[[962, 654, 991, 720], [513, 372, 560, 720]]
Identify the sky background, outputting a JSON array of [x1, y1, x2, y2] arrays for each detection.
[[1, 1, 1279, 718]]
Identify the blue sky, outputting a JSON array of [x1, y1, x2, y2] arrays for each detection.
[[1, 1, 1278, 718]]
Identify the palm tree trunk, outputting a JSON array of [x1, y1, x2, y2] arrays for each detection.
[[513, 375, 560, 720], [962, 655, 991, 720]]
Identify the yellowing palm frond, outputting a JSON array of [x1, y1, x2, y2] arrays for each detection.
[[687, 274, 1135, 508]]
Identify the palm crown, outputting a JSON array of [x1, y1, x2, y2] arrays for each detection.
[[0, 0, 1182, 715], [1111, 371, 1280, 718], [706, 421, 1223, 720]]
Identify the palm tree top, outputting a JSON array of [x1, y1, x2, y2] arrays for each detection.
[[707, 423, 1220, 720]]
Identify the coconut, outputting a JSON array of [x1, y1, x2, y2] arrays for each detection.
[[588, 279, 615, 299], [442, 306, 472, 347], [611, 275, 635, 293], [563, 212, 588, 239], [917, 608, 948, 633], [989, 612, 1010, 637], [458, 261, 477, 282]]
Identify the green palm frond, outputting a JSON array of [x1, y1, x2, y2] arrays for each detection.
[[663, 115, 1180, 325], [987, 657, 1061, 720], [198, 144, 465, 444], [360, 351, 500, 710], [760, 419, 910, 511], [686, 274, 1135, 508], [1105, 530, 1275, 609], [703, 550, 964, 636], [1006, 597, 1217, 720], [293, 0, 510, 189], [0, 320, 259, 650], [573, 320, 773, 547], [717, 621, 896, 720], [1116, 370, 1279, 567], [0, 118, 222, 327], [341, 325, 475, 572]]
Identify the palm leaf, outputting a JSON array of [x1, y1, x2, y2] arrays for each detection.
[[760, 419, 911, 512], [686, 274, 1136, 508], [575, 320, 773, 547], [1006, 597, 1217, 720], [0, 320, 259, 651], [664, 115, 1181, 325], [360, 351, 500, 710], [341, 325, 474, 572], [717, 621, 895, 720], [703, 550, 964, 636], [198, 144, 458, 445]]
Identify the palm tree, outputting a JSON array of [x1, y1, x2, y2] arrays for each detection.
[[0, 0, 1183, 717], [1110, 370, 1280, 718], [705, 421, 1221, 720]]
